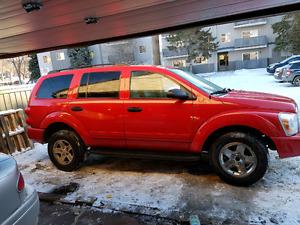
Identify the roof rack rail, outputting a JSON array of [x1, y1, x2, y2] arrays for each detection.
[[47, 63, 122, 74]]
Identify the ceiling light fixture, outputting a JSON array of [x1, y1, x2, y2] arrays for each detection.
[[84, 17, 100, 25], [22, 0, 43, 13]]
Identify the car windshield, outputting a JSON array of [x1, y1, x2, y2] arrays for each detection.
[[168, 68, 224, 94]]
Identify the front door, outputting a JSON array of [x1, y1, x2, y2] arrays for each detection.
[[68, 70, 125, 148], [124, 70, 194, 152], [218, 52, 229, 71]]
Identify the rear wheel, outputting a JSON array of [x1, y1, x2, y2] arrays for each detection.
[[292, 76, 300, 86], [48, 130, 85, 172], [209, 132, 268, 186]]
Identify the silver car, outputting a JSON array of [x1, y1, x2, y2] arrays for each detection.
[[274, 65, 289, 80], [0, 153, 39, 225], [282, 61, 300, 86]]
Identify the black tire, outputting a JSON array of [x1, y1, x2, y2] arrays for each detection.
[[48, 130, 85, 172], [292, 76, 300, 87], [209, 132, 268, 186]]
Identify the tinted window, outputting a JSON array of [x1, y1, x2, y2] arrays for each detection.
[[37, 75, 73, 99], [130, 71, 189, 98], [78, 73, 88, 98], [78, 72, 120, 98]]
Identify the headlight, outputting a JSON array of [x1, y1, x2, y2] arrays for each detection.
[[278, 113, 299, 136]]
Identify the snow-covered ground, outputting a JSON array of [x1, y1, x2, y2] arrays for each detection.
[[201, 68, 300, 106], [14, 68, 300, 224]]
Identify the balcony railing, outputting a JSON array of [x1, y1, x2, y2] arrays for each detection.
[[234, 18, 267, 28], [234, 36, 268, 49], [162, 48, 188, 58]]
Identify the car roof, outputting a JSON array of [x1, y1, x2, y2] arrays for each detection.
[[281, 55, 300, 63], [43, 65, 170, 78], [289, 60, 300, 64]]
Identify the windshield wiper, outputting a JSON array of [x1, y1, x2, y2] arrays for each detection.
[[209, 88, 231, 98]]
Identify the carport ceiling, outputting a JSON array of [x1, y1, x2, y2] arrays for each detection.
[[1, 0, 300, 58]]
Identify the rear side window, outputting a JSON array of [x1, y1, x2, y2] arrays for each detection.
[[78, 71, 121, 98], [36, 74, 73, 99]]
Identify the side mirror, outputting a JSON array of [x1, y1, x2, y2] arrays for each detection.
[[166, 88, 189, 100]]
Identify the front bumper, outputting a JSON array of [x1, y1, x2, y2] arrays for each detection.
[[274, 73, 282, 80], [267, 67, 275, 73], [273, 133, 300, 158], [282, 76, 293, 83], [2, 186, 39, 225]]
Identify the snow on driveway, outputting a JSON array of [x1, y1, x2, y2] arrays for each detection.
[[14, 68, 300, 224], [15, 146, 300, 224]]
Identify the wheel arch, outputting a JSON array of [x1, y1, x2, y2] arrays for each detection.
[[201, 125, 276, 154], [44, 122, 86, 146], [40, 111, 91, 145]]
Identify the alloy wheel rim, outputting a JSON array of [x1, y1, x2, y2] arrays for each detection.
[[219, 142, 257, 178], [294, 77, 300, 86], [53, 140, 74, 165]]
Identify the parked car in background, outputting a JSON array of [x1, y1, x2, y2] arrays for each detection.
[[26, 65, 300, 186], [282, 61, 300, 86], [0, 153, 39, 225], [267, 55, 300, 74], [274, 65, 289, 81]]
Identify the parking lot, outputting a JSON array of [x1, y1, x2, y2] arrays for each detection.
[[15, 68, 300, 225]]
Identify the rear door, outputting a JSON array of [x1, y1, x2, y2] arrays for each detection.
[[67, 68, 126, 148]]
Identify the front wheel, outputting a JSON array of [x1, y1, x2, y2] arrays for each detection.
[[209, 132, 268, 186], [48, 130, 85, 172]]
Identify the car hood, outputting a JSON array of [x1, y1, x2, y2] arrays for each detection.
[[219, 90, 297, 112]]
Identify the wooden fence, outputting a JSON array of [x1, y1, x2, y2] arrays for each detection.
[[0, 109, 32, 154]]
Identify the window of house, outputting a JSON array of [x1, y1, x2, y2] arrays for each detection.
[[242, 30, 258, 38], [195, 56, 208, 64], [139, 46, 146, 53], [130, 71, 188, 99], [37, 75, 73, 99], [242, 52, 259, 61], [78, 71, 121, 98], [43, 56, 51, 64], [89, 51, 95, 59], [221, 33, 231, 43], [56, 52, 65, 61], [172, 60, 186, 67]]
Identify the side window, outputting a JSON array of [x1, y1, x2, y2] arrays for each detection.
[[291, 62, 300, 69], [130, 71, 188, 99], [37, 74, 73, 99], [78, 71, 121, 98]]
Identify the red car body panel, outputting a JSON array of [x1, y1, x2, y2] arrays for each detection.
[[26, 65, 300, 158]]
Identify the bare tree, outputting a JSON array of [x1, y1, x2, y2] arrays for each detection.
[[8, 56, 28, 83]]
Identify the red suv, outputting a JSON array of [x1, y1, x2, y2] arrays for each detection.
[[26, 65, 300, 186]]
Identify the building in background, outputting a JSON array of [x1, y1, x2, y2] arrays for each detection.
[[160, 15, 290, 73], [37, 36, 160, 75]]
